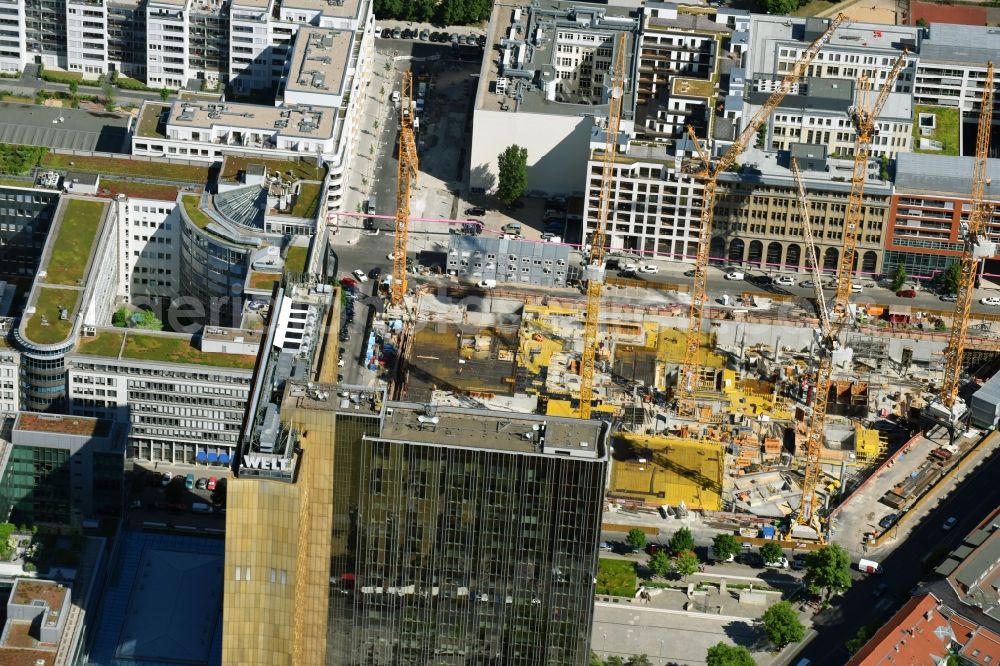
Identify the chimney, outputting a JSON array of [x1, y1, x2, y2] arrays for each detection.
[[924, 609, 933, 622]]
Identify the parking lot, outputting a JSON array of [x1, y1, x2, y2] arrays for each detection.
[[127, 462, 227, 528]]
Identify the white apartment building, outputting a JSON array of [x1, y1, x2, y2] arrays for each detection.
[[471, 0, 639, 196], [66, 0, 109, 77], [914, 23, 1000, 114], [113, 196, 182, 304]]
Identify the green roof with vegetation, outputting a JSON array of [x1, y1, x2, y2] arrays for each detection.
[[285, 245, 309, 274], [76, 331, 124, 357], [596, 559, 637, 597], [247, 272, 280, 291], [40, 152, 209, 183], [136, 104, 169, 139], [124, 333, 257, 368], [24, 287, 81, 345], [181, 194, 213, 229], [0, 144, 47, 175], [287, 181, 321, 218], [913, 105, 961, 157], [75, 330, 257, 369], [100, 179, 180, 201], [46, 199, 105, 285], [221, 156, 326, 182]]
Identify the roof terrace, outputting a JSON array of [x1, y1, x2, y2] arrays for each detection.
[[75, 330, 259, 369]]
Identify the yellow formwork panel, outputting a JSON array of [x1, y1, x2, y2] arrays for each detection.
[[655, 327, 724, 367], [854, 424, 888, 463], [546, 399, 618, 418], [610, 434, 725, 511]]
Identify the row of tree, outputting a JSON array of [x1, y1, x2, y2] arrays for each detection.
[[374, 0, 492, 26]]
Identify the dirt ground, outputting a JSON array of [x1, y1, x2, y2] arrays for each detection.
[[816, 0, 900, 23]]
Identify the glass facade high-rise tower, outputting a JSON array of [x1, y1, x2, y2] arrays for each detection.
[[223, 284, 610, 666]]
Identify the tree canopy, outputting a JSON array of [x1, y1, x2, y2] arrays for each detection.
[[706, 642, 755, 666], [673, 550, 700, 577], [762, 601, 805, 648], [804, 544, 853, 601], [668, 527, 695, 555], [760, 542, 784, 565], [648, 550, 671, 577], [626, 528, 647, 550], [374, 0, 492, 26], [712, 533, 741, 560], [497, 144, 528, 207]]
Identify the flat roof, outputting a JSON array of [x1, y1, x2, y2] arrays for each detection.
[[202, 327, 264, 344], [42, 198, 107, 286], [895, 153, 1000, 198], [922, 23, 1000, 66], [14, 412, 110, 438], [375, 403, 605, 457], [285, 27, 352, 96], [279, 0, 362, 17], [0, 102, 131, 152], [476, 0, 639, 117], [74, 330, 258, 370], [10, 579, 69, 615], [164, 100, 336, 140]]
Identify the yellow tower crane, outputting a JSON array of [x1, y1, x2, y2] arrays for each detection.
[[675, 14, 846, 418], [797, 51, 908, 529], [579, 32, 627, 420], [392, 71, 419, 306], [938, 62, 995, 418], [790, 157, 831, 339]]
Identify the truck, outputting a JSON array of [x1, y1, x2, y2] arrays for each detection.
[[858, 558, 883, 574]]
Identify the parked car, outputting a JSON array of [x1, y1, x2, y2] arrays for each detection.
[[774, 275, 795, 286], [478, 280, 497, 289], [161, 472, 173, 486], [639, 264, 658, 274], [465, 206, 487, 216], [897, 289, 918, 298], [184, 473, 195, 490], [645, 543, 662, 555], [872, 582, 889, 597], [725, 271, 745, 281], [352, 269, 369, 283], [419, 29, 430, 41], [878, 514, 898, 530], [940, 294, 958, 302], [391, 27, 401, 39], [981, 297, 1000, 306], [765, 557, 789, 569], [368, 268, 381, 280], [942, 516, 958, 531], [196, 477, 208, 490], [207, 477, 217, 491]]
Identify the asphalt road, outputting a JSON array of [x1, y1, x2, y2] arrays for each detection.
[[787, 449, 1000, 664]]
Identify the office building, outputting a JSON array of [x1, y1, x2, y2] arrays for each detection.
[[915, 23, 1000, 114], [884, 152, 1000, 276], [223, 282, 610, 666], [0, 184, 61, 284], [471, 0, 640, 196], [0, 412, 125, 525], [0, 579, 88, 665]]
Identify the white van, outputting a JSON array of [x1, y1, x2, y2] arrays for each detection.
[[478, 279, 497, 289], [851, 283, 864, 293]]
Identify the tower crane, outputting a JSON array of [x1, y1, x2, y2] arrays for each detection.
[[675, 14, 846, 418], [579, 32, 627, 420], [937, 62, 995, 421], [790, 158, 831, 338], [392, 71, 419, 306], [797, 52, 908, 529]]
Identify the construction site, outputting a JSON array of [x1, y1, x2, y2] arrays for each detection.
[[359, 28, 1000, 549]]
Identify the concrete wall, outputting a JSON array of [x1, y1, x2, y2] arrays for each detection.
[[470, 109, 594, 196]]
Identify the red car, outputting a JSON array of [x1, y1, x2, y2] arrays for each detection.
[[207, 476, 218, 490], [896, 289, 917, 298], [645, 543, 662, 555]]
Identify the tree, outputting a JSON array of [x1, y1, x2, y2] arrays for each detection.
[[757, 122, 768, 149], [590, 652, 605, 666], [804, 544, 853, 601], [712, 533, 741, 561], [933, 262, 962, 295], [647, 550, 671, 577], [760, 541, 784, 565], [846, 623, 878, 654], [672, 550, 700, 577], [668, 527, 695, 555], [112, 307, 130, 328], [159, 87, 170, 102], [625, 657, 653, 666], [626, 528, 647, 550], [916, 17, 928, 28], [496, 144, 528, 207], [753, 0, 797, 16], [706, 643, 755, 666], [762, 601, 805, 648], [879, 154, 890, 181], [891, 262, 908, 291], [68, 80, 78, 95]]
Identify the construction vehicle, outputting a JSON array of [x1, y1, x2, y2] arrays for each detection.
[[392, 71, 418, 306], [928, 62, 995, 437], [675, 14, 847, 418], [579, 32, 627, 420], [796, 52, 909, 532]]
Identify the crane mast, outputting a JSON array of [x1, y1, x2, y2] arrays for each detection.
[[580, 32, 627, 420], [392, 71, 418, 306], [676, 14, 847, 417], [797, 51, 907, 527], [940, 62, 995, 410], [790, 158, 831, 338]]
